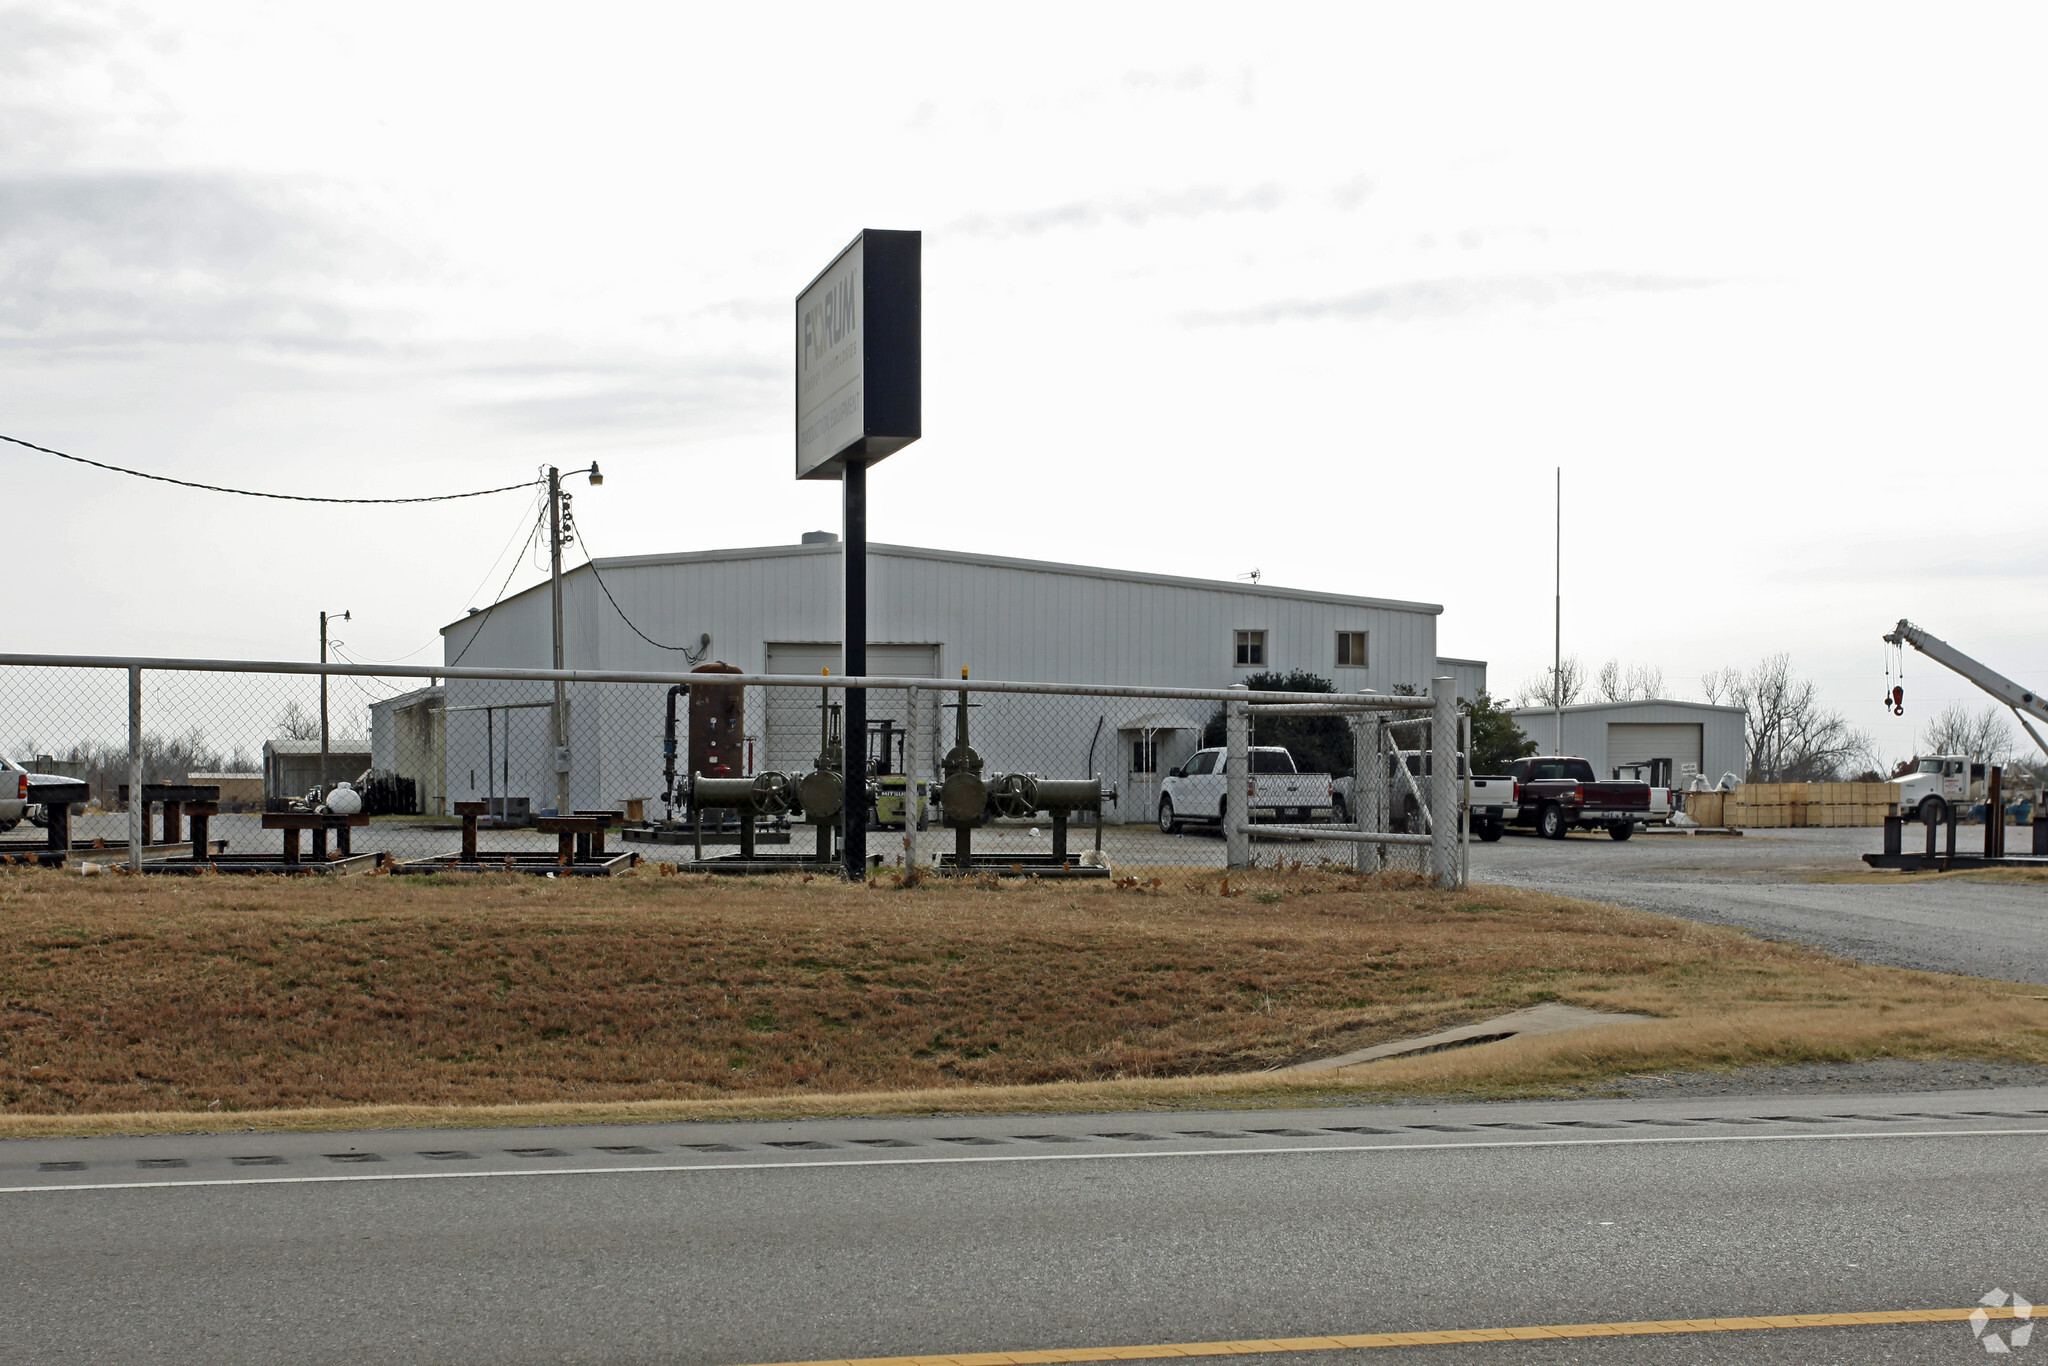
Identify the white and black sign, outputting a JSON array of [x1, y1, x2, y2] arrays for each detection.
[[795, 229, 920, 480]]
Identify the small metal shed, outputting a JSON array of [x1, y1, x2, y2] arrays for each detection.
[[1510, 699, 1746, 787], [263, 739, 372, 803]]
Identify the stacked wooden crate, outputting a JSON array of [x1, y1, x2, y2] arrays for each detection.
[[1723, 782, 1898, 827]]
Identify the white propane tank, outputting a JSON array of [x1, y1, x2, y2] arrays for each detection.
[[325, 782, 364, 816]]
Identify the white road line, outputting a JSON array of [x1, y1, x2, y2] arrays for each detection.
[[3, 1126, 2046, 1195]]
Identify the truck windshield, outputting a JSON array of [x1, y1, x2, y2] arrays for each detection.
[[1917, 759, 1944, 773], [1250, 751, 1296, 774]]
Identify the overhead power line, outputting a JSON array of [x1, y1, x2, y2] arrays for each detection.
[[1, 432, 544, 504], [447, 501, 550, 667], [575, 531, 710, 660]]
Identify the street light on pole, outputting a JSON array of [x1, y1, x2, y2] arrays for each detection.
[[319, 608, 350, 800], [545, 462, 602, 816]]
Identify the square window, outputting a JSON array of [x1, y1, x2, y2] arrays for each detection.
[[1336, 631, 1367, 668], [1234, 630, 1266, 667]]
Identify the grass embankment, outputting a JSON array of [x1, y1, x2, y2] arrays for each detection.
[[1, 864, 2043, 1136]]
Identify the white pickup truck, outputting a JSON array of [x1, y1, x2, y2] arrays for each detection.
[[0, 756, 45, 832], [1332, 754, 1516, 841], [1156, 746, 1334, 833]]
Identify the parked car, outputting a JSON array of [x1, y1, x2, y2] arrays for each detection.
[[1331, 753, 1515, 841], [1504, 756, 1652, 840], [1157, 746, 1334, 833]]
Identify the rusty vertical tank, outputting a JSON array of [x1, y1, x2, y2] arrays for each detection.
[[689, 662, 746, 782]]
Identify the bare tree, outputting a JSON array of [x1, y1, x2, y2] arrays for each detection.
[[1597, 659, 1666, 702], [1718, 653, 1869, 782], [1844, 733, 1894, 783], [1515, 655, 1586, 709], [1701, 667, 1740, 705], [275, 701, 321, 741], [1919, 702, 2016, 767]]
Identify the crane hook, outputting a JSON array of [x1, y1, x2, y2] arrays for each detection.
[[1888, 685, 1905, 717]]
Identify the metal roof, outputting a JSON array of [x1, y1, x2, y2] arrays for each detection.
[[262, 739, 372, 756], [441, 541, 1443, 634], [1511, 698, 1746, 716], [1118, 711, 1207, 731]]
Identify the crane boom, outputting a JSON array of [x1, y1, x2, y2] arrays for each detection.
[[1885, 619, 2048, 759]]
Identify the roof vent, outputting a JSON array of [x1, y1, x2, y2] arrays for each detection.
[[801, 530, 839, 545]]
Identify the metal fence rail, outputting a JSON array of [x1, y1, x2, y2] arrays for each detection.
[[0, 655, 1466, 885]]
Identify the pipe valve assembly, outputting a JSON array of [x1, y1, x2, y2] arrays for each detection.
[[936, 689, 1111, 874]]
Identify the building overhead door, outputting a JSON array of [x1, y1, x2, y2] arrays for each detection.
[[761, 643, 940, 776], [1607, 723, 1703, 783]]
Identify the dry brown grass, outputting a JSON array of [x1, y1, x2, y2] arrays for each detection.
[[2, 862, 2044, 1135]]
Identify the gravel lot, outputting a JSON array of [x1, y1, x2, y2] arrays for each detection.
[[1470, 825, 2048, 986]]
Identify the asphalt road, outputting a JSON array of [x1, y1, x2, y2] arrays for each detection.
[[6, 1090, 2048, 1365]]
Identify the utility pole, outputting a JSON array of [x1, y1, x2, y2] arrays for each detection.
[[1553, 467, 1563, 755], [545, 462, 603, 817], [320, 608, 349, 799], [547, 465, 571, 817]]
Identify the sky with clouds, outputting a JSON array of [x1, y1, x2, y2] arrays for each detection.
[[4, 1, 2044, 762]]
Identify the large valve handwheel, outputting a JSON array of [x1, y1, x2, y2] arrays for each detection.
[[751, 771, 793, 816], [987, 772, 1040, 820]]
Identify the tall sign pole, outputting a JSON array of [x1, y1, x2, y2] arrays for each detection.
[[796, 229, 921, 880]]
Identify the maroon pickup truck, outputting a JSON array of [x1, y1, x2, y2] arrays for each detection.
[[1505, 756, 1652, 841]]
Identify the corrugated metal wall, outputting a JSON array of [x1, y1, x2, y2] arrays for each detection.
[[1512, 701, 1746, 783], [439, 541, 1451, 814], [565, 543, 1444, 692]]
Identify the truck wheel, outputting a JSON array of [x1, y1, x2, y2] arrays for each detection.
[[1332, 794, 1349, 824], [1157, 797, 1181, 835], [0, 817, 16, 834], [1918, 796, 1947, 827], [1478, 820, 1504, 843], [1608, 822, 1635, 842], [1539, 803, 1568, 840]]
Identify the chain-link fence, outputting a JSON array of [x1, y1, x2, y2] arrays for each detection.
[[0, 655, 1468, 883]]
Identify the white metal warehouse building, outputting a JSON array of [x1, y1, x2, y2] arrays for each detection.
[[422, 536, 1485, 823], [1512, 699, 1747, 788]]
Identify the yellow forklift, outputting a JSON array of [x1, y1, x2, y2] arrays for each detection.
[[866, 719, 928, 830]]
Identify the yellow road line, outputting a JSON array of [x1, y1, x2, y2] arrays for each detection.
[[737, 1305, 2021, 1365]]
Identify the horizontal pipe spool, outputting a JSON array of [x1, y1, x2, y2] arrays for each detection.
[[690, 772, 793, 816], [1031, 777, 1104, 812]]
